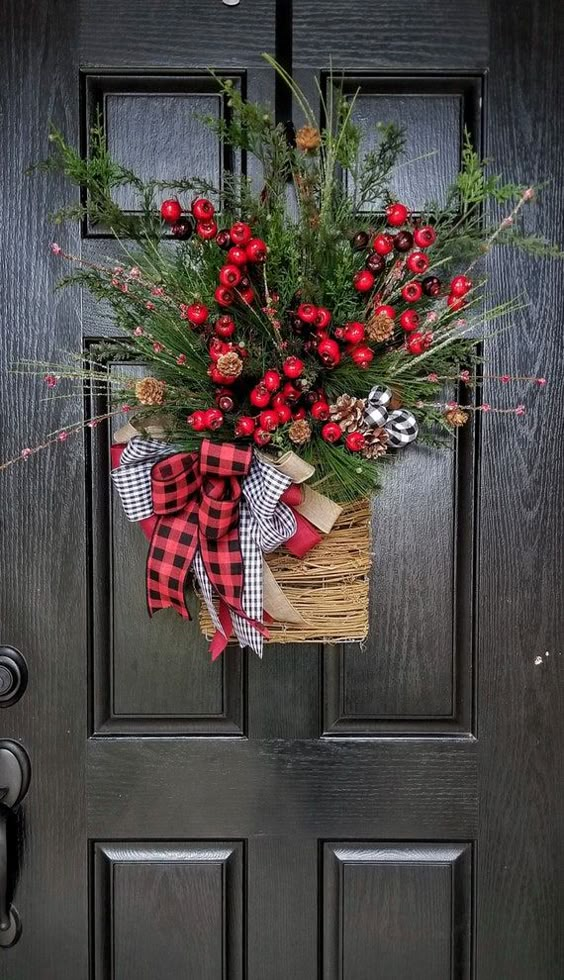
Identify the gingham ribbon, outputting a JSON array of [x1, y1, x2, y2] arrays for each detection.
[[111, 436, 297, 657], [364, 385, 418, 448]]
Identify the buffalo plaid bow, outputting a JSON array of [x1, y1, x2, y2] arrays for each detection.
[[147, 439, 253, 621]]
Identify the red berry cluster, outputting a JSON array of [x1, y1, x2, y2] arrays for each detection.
[[349, 202, 474, 356], [162, 197, 477, 450]]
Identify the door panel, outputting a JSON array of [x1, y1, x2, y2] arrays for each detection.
[[1, 0, 563, 978], [323, 844, 472, 980], [93, 843, 244, 980]]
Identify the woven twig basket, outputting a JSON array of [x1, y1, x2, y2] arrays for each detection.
[[199, 498, 371, 645]]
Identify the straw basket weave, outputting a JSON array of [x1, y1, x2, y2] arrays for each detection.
[[199, 498, 371, 645]]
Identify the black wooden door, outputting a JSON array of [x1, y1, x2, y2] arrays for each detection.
[[1, 1, 563, 977]]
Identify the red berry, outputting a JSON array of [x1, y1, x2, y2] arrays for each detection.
[[447, 293, 466, 311], [344, 321, 365, 344], [185, 302, 209, 326], [237, 287, 254, 305], [351, 345, 374, 368], [188, 409, 206, 431], [204, 407, 224, 431], [321, 421, 342, 443], [310, 400, 330, 421], [282, 382, 301, 404], [216, 229, 231, 249], [296, 303, 318, 324], [171, 216, 194, 240], [353, 269, 375, 292], [209, 365, 237, 385], [345, 431, 366, 452], [318, 337, 341, 367], [422, 276, 441, 297], [235, 416, 255, 437], [399, 309, 420, 332], [276, 404, 292, 424], [209, 337, 228, 361], [218, 264, 242, 288], [386, 202, 410, 226], [227, 246, 248, 267], [292, 407, 307, 420], [259, 409, 279, 432], [333, 327, 345, 340], [230, 222, 252, 246], [314, 307, 332, 330], [246, 238, 268, 263], [413, 224, 437, 248], [214, 315, 236, 338], [283, 356, 304, 379], [374, 304, 396, 319], [196, 219, 218, 240], [253, 428, 271, 446], [263, 369, 281, 392], [401, 281, 423, 303], [406, 331, 432, 354], [366, 251, 386, 273], [216, 391, 234, 413], [215, 285, 235, 307], [191, 198, 215, 222], [271, 392, 288, 411], [372, 233, 395, 256], [450, 275, 472, 297], [406, 251, 430, 274], [250, 385, 271, 409], [160, 199, 182, 223]]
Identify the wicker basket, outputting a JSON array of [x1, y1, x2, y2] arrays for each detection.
[[199, 498, 371, 645]]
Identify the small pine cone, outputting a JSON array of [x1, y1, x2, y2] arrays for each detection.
[[216, 351, 243, 379], [365, 312, 395, 343], [329, 394, 366, 433], [361, 426, 389, 459], [288, 418, 312, 445], [295, 125, 321, 152], [445, 407, 470, 427], [135, 377, 167, 406]]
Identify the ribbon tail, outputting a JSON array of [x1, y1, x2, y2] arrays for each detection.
[[146, 502, 198, 618], [209, 602, 235, 661]]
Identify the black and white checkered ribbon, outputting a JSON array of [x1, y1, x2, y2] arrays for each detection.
[[364, 385, 418, 448], [111, 437, 296, 657]]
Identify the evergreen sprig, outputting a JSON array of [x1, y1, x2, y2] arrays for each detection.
[[25, 57, 560, 500]]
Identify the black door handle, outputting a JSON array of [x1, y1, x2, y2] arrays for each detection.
[[0, 741, 31, 947]]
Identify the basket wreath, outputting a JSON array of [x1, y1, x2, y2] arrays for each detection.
[[11, 57, 558, 658]]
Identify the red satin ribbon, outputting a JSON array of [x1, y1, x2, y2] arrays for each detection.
[[280, 484, 323, 558]]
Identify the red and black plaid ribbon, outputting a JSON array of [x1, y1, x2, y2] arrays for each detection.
[[146, 439, 253, 619]]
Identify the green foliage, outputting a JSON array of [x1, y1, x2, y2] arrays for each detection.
[[27, 58, 560, 500]]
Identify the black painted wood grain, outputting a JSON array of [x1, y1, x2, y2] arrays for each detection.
[[86, 737, 478, 839], [93, 843, 243, 979], [2, 1, 563, 976], [292, 0, 488, 70], [478, 0, 564, 977], [0, 1, 88, 978], [323, 843, 472, 980]]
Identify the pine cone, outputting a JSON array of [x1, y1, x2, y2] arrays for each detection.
[[445, 407, 470, 427], [360, 426, 389, 460], [216, 351, 243, 379], [135, 377, 167, 406], [365, 312, 395, 343], [329, 394, 366, 433], [288, 418, 312, 445], [295, 125, 321, 152]]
